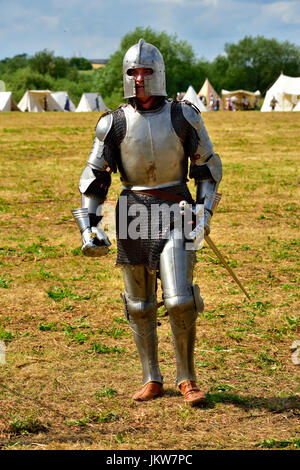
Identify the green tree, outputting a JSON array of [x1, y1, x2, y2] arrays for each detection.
[[69, 57, 92, 70], [29, 49, 70, 78], [0, 53, 29, 74], [49, 56, 69, 78], [94, 26, 208, 105], [210, 36, 300, 94], [29, 49, 55, 75], [2, 67, 53, 102], [206, 54, 229, 93]]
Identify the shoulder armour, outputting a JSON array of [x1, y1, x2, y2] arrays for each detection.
[[95, 112, 113, 142], [181, 100, 214, 160], [182, 99, 201, 114], [181, 101, 202, 131]]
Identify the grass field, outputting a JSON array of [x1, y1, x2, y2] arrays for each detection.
[[0, 110, 299, 451]]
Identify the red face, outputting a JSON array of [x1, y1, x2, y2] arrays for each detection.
[[127, 67, 157, 109]]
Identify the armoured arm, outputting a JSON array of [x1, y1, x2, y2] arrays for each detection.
[[72, 114, 114, 256], [194, 163, 222, 235], [182, 102, 222, 234]]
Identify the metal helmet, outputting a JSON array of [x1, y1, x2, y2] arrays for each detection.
[[123, 38, 167, 99]]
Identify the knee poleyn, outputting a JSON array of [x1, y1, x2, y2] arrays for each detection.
[[164, 284, 203, 316], [122, 292, 157, 320], [164, 293, 195, 317], [165, 294, 198, 331], [122, 292, 158, 339]]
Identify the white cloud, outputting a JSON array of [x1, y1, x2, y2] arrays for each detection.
[[40, 16, 60, 29], [150, 0, 185, 3], [149, 0, 220, 4], [261, 1, 300, 25], [0, 0, 299, 60]]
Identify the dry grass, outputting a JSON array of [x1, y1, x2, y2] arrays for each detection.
[[0, 110, 299, 450]]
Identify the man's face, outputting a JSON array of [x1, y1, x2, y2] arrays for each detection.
[[127, 67, 153, 98]]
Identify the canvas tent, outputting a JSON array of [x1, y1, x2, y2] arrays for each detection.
[[51, 91, 76, 112], [221, 89, 260, 110], [76, 93, 109, 112], [293, 100, 300, 111], [261, 74, 300, 112], [182, 85, 208, 112], [0, 92, 20, 111], [18, 90, 64, 112], [198, 78, 222, 110]]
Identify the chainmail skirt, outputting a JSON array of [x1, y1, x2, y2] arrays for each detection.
[[115, 183, 194, 270]]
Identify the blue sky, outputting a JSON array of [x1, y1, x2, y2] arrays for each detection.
[[1, 0, 300, 61]]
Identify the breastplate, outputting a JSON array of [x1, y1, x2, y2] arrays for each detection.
[[120, 101, 185, 188]]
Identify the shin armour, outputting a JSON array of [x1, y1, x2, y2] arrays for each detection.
[[122, 266, 163, 385], [160, 231, 203, 386]]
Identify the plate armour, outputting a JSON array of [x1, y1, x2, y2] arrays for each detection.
[[73, 38, 223, 393], [120, 101, 185, 188]]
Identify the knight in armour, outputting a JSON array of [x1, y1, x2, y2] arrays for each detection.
[[72, 39, 222, 405]]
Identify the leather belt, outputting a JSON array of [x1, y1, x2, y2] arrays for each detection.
[[131, 188, 185, 204]]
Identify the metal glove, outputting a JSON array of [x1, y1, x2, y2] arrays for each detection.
[[81, 226, 111, 257]]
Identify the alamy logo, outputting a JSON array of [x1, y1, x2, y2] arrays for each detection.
[[0, 341, 6, 364], [99, 197, 204, 250], [117, 196, 204, 250]]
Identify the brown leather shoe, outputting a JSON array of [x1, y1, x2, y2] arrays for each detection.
[[179, 380, 206, 406], [133, 382, 164, 402]]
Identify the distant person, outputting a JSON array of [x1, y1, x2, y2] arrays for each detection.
[[254, 97, 260, 111], [241, 95, 249, 110], [64, 96, 70, 111], [231, 97, 237, 112], [95, 96, 100, 111], [209, 93, 215, 111], [226, 97, 232, 111], [215, 98, 220, 111], [270, 96, 278, 111], [199, 95, 206, 106], [43, 96, 48, 112]]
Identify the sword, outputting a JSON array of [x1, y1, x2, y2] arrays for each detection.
[[179, 200, 251, 301], [204, 234, 251, 300]]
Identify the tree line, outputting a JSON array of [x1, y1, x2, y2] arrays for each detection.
[[1, 27, 300, 110]]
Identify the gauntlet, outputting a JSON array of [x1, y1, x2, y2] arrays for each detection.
[[71, 207, 111, 257]]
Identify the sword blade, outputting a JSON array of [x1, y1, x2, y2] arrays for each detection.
[[204, 234, 251, 300]]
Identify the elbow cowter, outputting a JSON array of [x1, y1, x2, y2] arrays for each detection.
[[189, 153, 222, 184], [79, 165, 111, 204], [189, 162, 212, 181]]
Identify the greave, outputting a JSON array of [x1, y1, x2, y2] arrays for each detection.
[[130, 308, 162, 385], [123, 293, 163, 385], [160, 230, 202, 386], [169, 309, 197, 386]]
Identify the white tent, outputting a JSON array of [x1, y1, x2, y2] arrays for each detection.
[[293, 100, 300, 111], [0, 92, 20, 111], [76, 93, 109, 112], [261, 74, 300, 112], [18, 90, 64, 112], [182, 85, 208, 112], [51, 91, 76, 112], [222, 89, 260, 110]]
